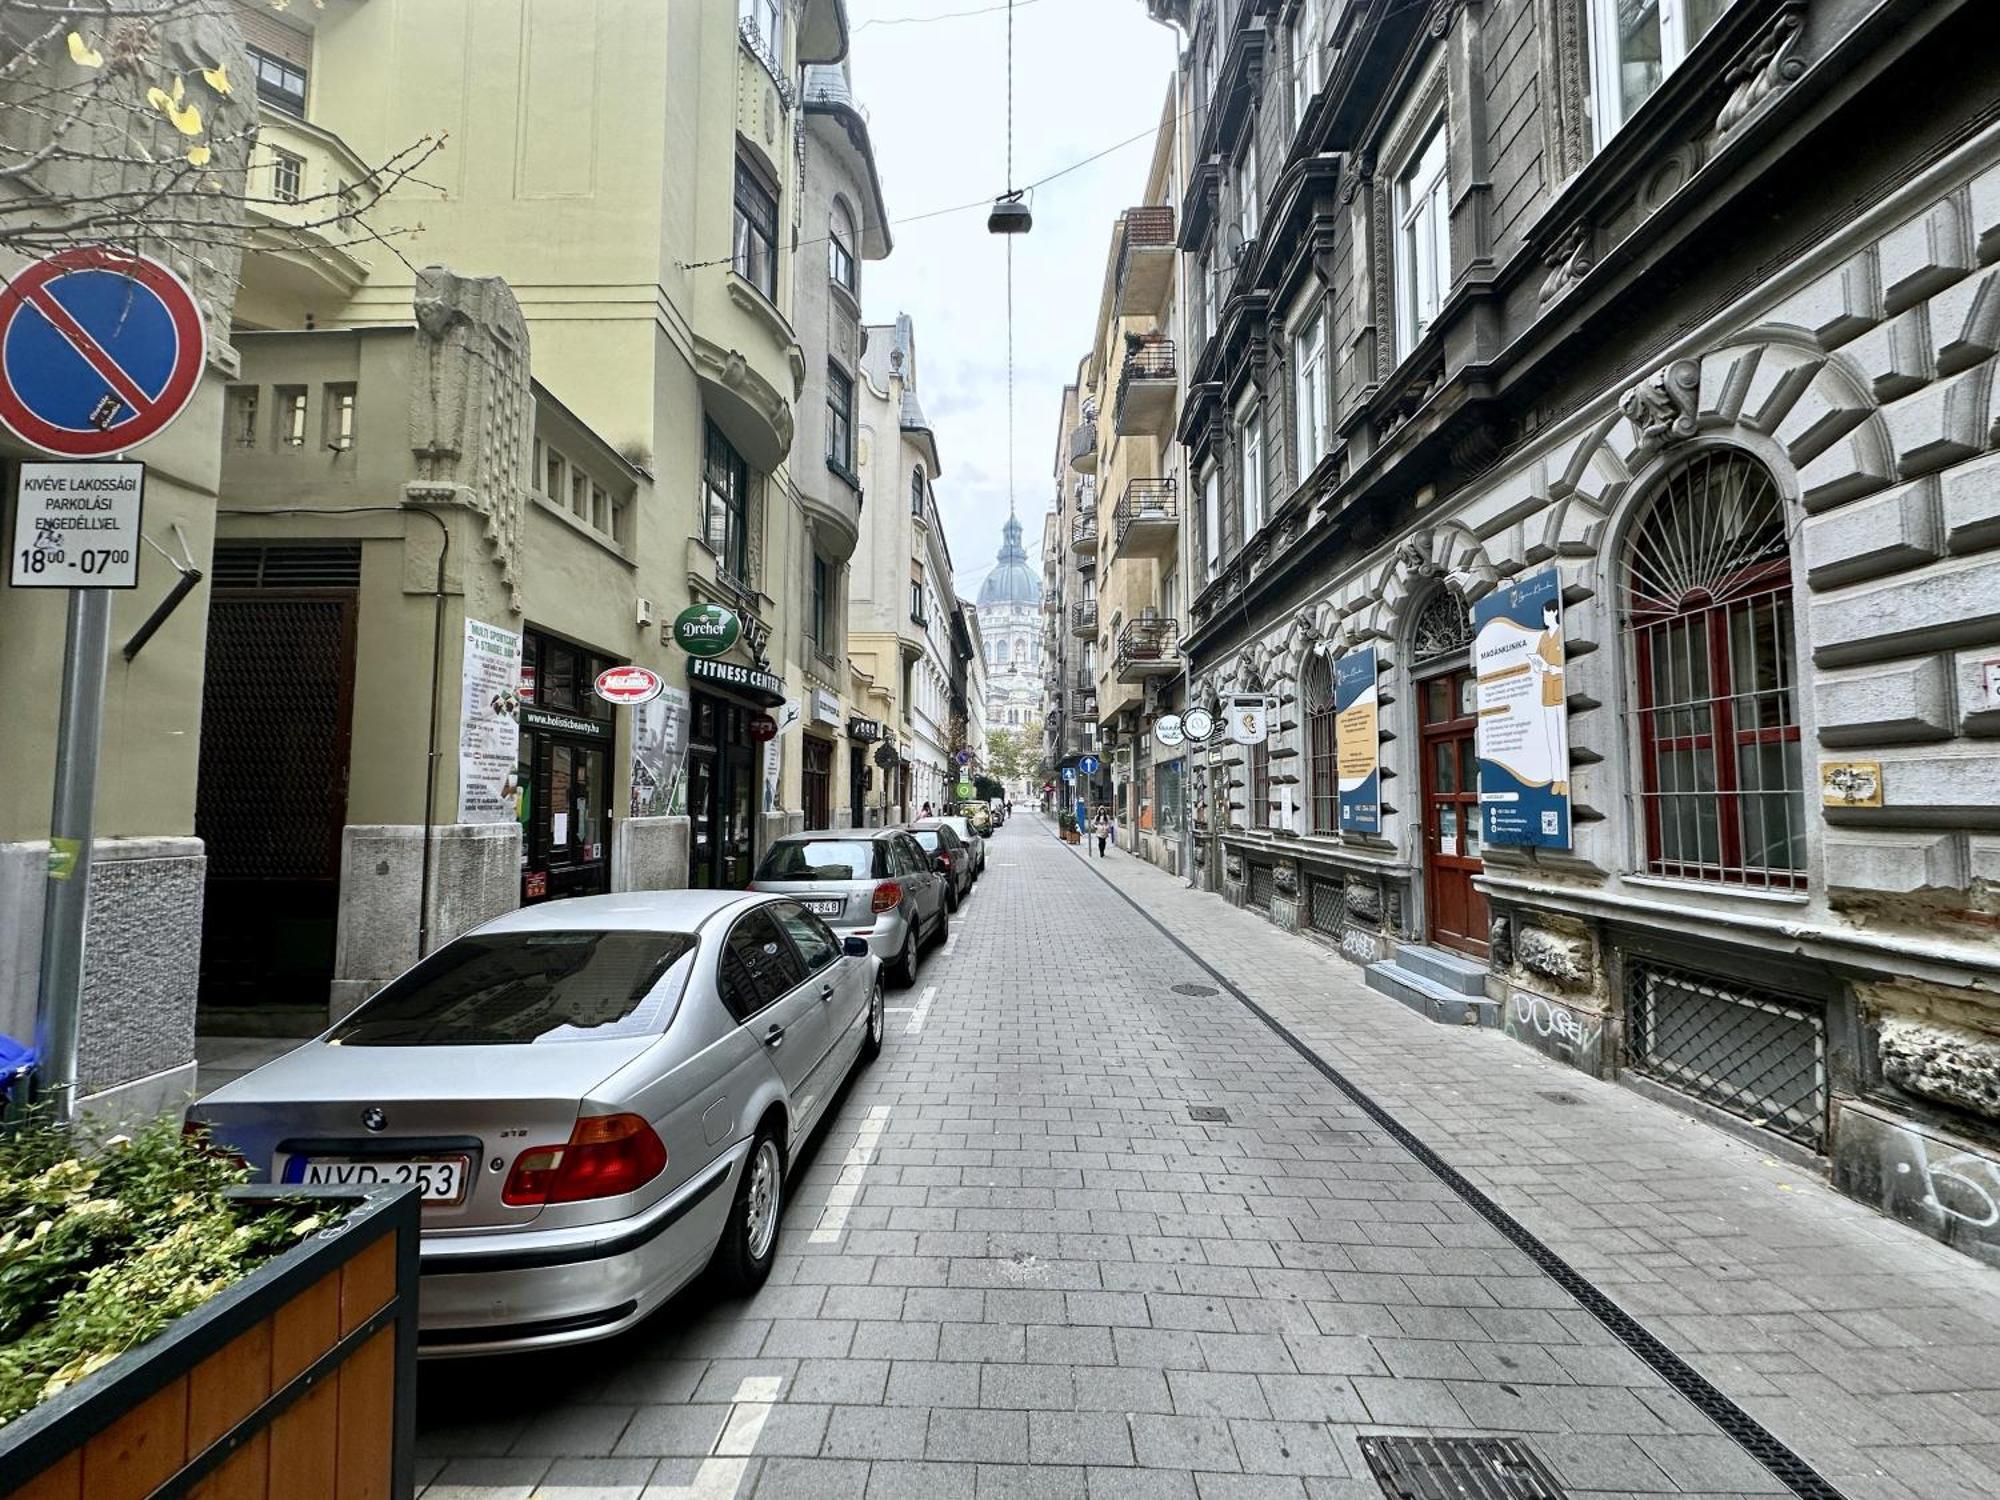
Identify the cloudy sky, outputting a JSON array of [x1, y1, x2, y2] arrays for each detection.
[[846, 0, 1179, 599]]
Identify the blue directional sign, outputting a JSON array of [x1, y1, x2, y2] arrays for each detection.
[[0, 247, 206, 458], [955, 748, 972, 766], [1078, 754, 1101, 775]]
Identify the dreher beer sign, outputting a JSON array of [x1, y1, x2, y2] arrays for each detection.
[[672, 603, 740, 657]]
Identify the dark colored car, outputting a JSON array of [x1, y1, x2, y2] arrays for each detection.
[[905, 821, 973, 909]]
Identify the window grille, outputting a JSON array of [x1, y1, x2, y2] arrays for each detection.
[[1411, 587, 1472, 664], [212, 542, 361, 591], [1307, 876, 1345, 937], [1249, 863, 1277, 910], [1627, 959, 1827, 1151], [1303, 655, 1338, 833], [1249, 737, 1271, 828], [1625, 452, 1803, 889]]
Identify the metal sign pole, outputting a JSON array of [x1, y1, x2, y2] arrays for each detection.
[[35, 586, 111, 1124]]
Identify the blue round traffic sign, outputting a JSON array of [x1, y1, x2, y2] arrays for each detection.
[[1078, 755, 1101, 775], [0, 247, 206, 458]]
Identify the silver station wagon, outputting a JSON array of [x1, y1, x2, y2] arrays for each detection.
[[750, 828, 948, 987], [185, 890, 884, 1355]]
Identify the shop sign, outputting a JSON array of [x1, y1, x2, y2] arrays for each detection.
[[848, 716, 883, 742], [522, 705, 613, 742], [688, 654, 785, 706], [749, 714, 779, 742], [812, 687, 841, 725], [458, 619, 523, 824], [873, 742, 901, 769], [1182, 707, 1215, 743], [1334, 649, 1381, 834], [1154, 714, 1185, 748], [1224, 695, 1272, 745], [672, 603, 740, 657], [593, 664, 664, 706], [631, 686, 690, 818], [524, 870, 548, 899], [1821, 760, 1884, 807], [1473, 567, 1570, 849]]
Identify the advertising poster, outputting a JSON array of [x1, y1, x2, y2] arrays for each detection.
[[1334, 648, 1381, 833], [459, 619, 523, 823], [630, 686, 691, 818], [1225, 695, 1272, 745], [1473, 569, 1571, 848]]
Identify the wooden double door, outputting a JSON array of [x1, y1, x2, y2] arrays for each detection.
[[1418, 665, 1488, 958]]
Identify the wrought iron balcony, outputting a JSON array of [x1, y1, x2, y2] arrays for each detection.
[[1070, 599, 1098, 637], [1114, 616, 1180, 682], [1113, 206, 1177, 317], [1115, 338, 1177, 437], [1070, 507, 1098, 561], [1113, 477, 1177, 561], [1069, 417, 1099, 474]]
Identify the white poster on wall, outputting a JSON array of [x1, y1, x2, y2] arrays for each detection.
[[631, 686, 691, 818], [459, 618, 524, 823]]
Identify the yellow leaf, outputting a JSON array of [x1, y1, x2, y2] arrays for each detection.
[[187, 143, 212, 167], [147, 86, 173, 112], [67, 32, 103, 68], [201, 61, 231, 96]]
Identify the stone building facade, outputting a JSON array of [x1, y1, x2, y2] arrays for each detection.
[[976, 511, 1046, 740], [1150, 0, 2000, 1262]]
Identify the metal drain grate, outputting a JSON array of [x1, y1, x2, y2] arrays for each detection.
[[1188, 1105, 1231, 1123], [1172, 983, 1219, 996], [1359, 1436, 1568, 1499]]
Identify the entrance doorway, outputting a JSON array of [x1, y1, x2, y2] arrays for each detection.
[[519, 631, 614, 905], [687, 692, 758, 887], [849, 745, 869, 827], [1418, 665, 1487, 957], [195, 543, 360, 1026], [803, 734, 832, 830]]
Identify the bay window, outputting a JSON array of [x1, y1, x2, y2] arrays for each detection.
[[702, 420, 750, 582], [732, 156, 779, 301]]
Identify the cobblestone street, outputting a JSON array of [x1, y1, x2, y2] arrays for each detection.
[[415, 816, 2000, 1500]]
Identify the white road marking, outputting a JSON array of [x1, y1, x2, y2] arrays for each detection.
[[943, 933, 959, 958], [807, 1103, 890, 1244], [906, 983, 937, 1034], [638, 1375, 780, 1496]]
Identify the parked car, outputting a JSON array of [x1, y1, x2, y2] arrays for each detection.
[[963, 803, 995, 837], [988, 797, 1007, 827], [936, 813, 985, 877], [907, 820, 973, 907], [750, 829, 947, 986], [185, 891, 884, 1356]]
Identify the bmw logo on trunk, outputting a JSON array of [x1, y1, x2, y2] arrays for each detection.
[[362, 1107, 388, 1133]]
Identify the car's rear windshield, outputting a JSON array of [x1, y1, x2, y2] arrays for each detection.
[[910, 830, 941, 851], [756, 840, 883, 881], [327, 931, 697, 1046]]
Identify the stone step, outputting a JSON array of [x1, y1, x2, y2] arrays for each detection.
[[1393, 943, 1490, 995], [1364, 960, 1501, 1028]]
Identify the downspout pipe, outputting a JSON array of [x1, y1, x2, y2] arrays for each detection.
[[216, 504, 451, 962]]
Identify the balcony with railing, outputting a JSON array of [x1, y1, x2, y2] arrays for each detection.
[[1112, 477, 1177, 562], [1070, 599, 1099, 638], [1113, 205, 1177, 317], [1114, 616, 1181, 682], [1069, 507, 1098, 564], [1069, 416, 1100, 474], [1070, 689, 1099, 722], [1115, 338, 1177, 437], [239, 116, 377, 320]]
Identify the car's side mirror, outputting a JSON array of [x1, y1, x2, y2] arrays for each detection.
[[842, 935, 870, 958]]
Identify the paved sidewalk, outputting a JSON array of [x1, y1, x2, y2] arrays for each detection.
[[1055, 820, 2000, 1500], [412, 816, 2000, 1500]]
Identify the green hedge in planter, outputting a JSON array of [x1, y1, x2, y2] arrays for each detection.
[[0, 1114, 334, 1426]]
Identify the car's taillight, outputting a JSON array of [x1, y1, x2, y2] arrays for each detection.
[[181, 1116, 248, 1172], [502, 1113, 667, 1206], [871, 881, 902, 914]]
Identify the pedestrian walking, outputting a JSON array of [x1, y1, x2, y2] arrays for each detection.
[[1092, 809, 1111, 858], [920, 801, 934, 819]]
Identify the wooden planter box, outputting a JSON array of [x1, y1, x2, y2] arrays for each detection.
[[2, 1183, 420, 1500]]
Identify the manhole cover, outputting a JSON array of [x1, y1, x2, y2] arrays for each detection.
[[1359, 1436, 1567, 1499], [1537, 1090, 1585, 1106], [1188, 1105, 1231, 1123], [1172, 983, 1218, 997]]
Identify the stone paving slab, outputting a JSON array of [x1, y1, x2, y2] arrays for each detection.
[[414, 816, 2000, 1500]]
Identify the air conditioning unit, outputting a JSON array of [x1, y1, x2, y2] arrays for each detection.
[[636, 597, 656, 629]]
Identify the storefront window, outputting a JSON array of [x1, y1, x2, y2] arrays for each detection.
[[1157, 759, 1184, 836]]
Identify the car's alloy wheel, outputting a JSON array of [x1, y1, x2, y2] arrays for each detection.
[[894, 926, 920, 987], [860, 981, 884, 1062], [945, 879, 961, 914], [714, 1126, 785, 1293], [936, 902, 951, 945]]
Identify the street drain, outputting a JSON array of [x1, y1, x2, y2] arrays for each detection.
[[1537, 1090, 1585, 1106], [1188, 1105, 1231, 1123], [1359, 1435, 1568, 1499], [1172, 983, 1219, 996]]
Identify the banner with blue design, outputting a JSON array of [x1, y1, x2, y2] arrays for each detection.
[[1334, 648, 1381, 833], [1473, 569, 1571, 849]]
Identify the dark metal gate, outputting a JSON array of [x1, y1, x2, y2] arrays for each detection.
[[1626, 958, 1827, 1150], [196, 545, 359, 1020]]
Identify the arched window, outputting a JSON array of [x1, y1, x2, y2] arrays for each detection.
[[1626, 451, 1802, 888], [1304, 652, 1338, 833], [829, 200, 857, 293], [997, 639, 1011, 665]]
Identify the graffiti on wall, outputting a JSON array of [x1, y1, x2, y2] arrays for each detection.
[[1504, 989, 1604, 1071], [1834, 1101, 2000, 1267]]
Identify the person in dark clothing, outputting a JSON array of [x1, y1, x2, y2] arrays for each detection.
[[1092, 809, 1111, 858]]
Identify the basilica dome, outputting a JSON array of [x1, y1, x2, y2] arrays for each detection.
[[977, 513, 1043, 607]]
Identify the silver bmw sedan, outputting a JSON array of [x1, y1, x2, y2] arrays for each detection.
[[184, 890, 884, 1356]]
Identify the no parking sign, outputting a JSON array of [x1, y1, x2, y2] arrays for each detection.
[[0, 246, 206, 458]]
